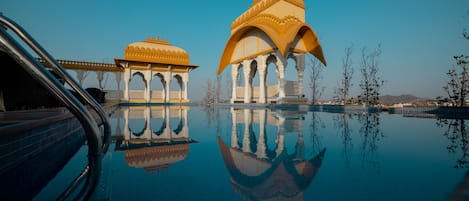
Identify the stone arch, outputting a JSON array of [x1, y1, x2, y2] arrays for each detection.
[[129, 71, 146, 100], [151, 72, 165, 101]]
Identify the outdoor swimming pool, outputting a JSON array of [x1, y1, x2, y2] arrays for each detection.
[[28, 106, 469, 200]]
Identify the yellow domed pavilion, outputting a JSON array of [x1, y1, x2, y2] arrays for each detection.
[[218, 0, 326, 104], [115, 37, 198, 103]]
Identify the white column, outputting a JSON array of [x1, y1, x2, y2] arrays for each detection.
[[145, 70, 152, 102], [242, 60, 252, 103], [182, 108, 189, 138], [123, 68, 130, 101], [164, 70, 172, 103], [276, 56, 286, 100], [231, 64, 240, 103], [76, 70, 87, 86], [231, 108, 239, 148], [97, 71, 104, 90], [183, 73, 189, 101], [257, 55, 267, 104], [115, 72, 122, 91]]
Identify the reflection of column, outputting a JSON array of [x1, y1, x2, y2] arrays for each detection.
[[231, 108, 239, 148], [123, 107, 130, 138], [275, 116, 285, 157], [258, 55, 267, 104], [242, 109, 252, 153], [144, 107, 152, 140], [182, 108, 189, 138], [116, 112, 122, 135], [243, 60, 252, 103], [256, 110, 267, 159], [165, 106, 172, 141], [231, 64, 239, 103]]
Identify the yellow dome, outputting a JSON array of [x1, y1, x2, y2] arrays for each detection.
[[124, 38, 190, 66]]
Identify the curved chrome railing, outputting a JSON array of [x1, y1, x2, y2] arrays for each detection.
[[0, 14, 111, 200]]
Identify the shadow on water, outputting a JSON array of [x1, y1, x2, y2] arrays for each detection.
[[217, 108, 326, 201]]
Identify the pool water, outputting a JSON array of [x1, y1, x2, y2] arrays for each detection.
[[34, 106, 469, 201]]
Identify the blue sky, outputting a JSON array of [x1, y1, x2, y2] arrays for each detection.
[[2, 0, 469, 101]]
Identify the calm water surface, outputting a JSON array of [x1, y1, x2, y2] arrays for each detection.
[[34, 106, 469, 201]]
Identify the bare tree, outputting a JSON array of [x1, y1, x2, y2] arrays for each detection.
[[309, 57, 325, 104], [215, 75, 221, 103], [335, 45, 354, 105], [203, 79, 215, 105], [444, 26, 469, 107], [358, 45, 384, 106]]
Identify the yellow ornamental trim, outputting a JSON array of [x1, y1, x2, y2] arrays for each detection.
[[231, 0, 305, 30], [125, 45, 190, 66]]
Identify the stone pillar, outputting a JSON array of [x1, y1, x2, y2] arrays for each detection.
[[115, 72, 122, 91], [257, 55, 267, 104], [242, 60, 252, 103], [183, 73, 189, 101], [231, 108, 238, 148], [276, 57, 286, 100], [145, 70, 152, 102], [123, 67, 130, 101], [164, 70, 172, 103], [97, 71, 104, 90], [76, 70, 87, 86], [182, 108, 189, 138], [231, 64, 240, 103]]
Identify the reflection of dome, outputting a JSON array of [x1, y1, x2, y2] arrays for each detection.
[[125, 144, 189, 173], [218, 136, 325, 201], [124, 38, 190, 66]]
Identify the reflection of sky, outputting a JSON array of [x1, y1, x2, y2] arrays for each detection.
[[31, 107, 469, 200]]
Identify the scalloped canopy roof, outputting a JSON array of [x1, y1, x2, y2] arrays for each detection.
[[217, 0, 326, 75]]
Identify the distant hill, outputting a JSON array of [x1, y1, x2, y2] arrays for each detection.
[[380, 94, 427, 105]]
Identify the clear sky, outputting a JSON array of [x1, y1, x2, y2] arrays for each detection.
[[2, 0, 469, 101]]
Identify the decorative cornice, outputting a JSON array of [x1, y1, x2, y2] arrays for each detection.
[[124, 45, 190, 66], [231, 0, 305, 30]]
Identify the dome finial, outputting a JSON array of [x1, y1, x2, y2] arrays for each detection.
[[145, 35, 170, 45]]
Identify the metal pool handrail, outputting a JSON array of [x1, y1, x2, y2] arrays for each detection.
[[0, 14, 110, 200]]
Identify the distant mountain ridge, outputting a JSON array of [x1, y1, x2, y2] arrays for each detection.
[[379, 94, 427, 105]]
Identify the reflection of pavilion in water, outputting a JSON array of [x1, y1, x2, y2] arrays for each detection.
[[113, 106, 195, 173], [218, 109, 325, 201]]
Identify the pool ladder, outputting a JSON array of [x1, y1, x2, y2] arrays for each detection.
[[0, 14, 111, 200]]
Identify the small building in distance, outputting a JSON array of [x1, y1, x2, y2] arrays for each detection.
[[115, 37, 198, 104]]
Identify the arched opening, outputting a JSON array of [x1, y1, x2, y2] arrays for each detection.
[[170, 74, 184, 101], [129, 72, 146, 101], [235, 64, 245, 103], [151, 73, 165, 101], [285, 56, 298, 81], [265, 55, 279, 103]]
